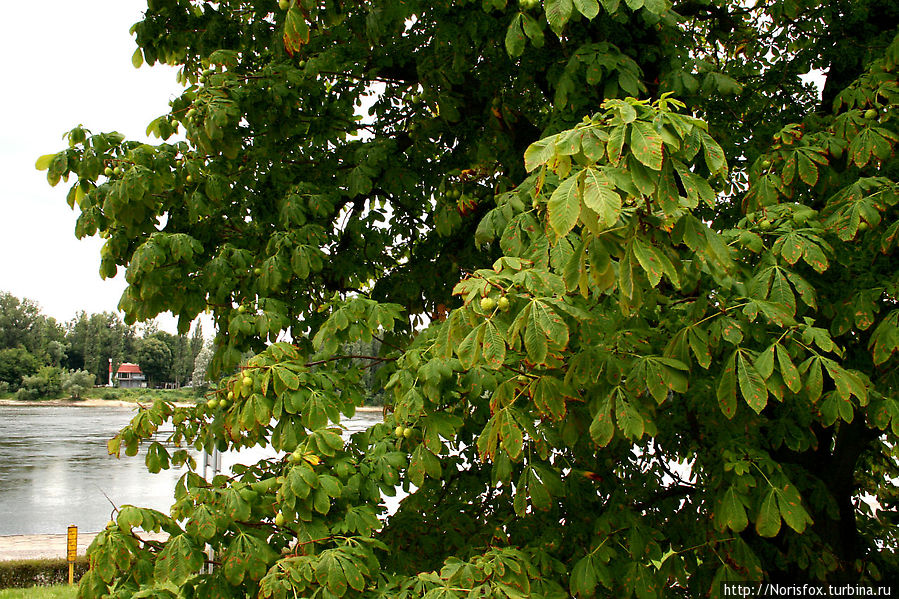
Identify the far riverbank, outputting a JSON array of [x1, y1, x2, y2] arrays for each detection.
[[0, 398, 384, 413], [0, 398, 187, 408]]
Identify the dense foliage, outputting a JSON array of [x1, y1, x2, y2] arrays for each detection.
[[39, 0, 899, 595]]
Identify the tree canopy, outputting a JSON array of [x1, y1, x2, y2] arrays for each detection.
[[39, 0, 899, 595], [0, 291, 65, 365]]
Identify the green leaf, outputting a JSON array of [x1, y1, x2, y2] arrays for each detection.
[[776, 345, 801, 393], [457, 324, 483, 369], [754, 344, 775, 380], [607, 124, 626, 164], [524, 314, 549, 364], [521, 13, 544, 46], [155, 534, 203, 585], [35, 153, 57, 171], [582, 167, 621, 227], [618, 245, 636, 300], [698, 129, 727, 174], [715, 486, 749, 532], [768, 269, 796, 315], [784, 270, 817, 309], [524, 137, 558, 172], [599, 0, 620, 12], [632, 238, 665, 287], [185, 505, 217, 542], [533, 300, 569, 348], [802, 356, 823, 402], [547, 175, 581, 236], [272, 364, 301, 393], [573, 0, 600, 19], [671, 164, 708, 210], [797, 151, 818, 186], [528, 466, 553, 510], [533, 375, 573, 420], [656, 161, 680, 215], [283, 6, 310, 55], [755, 488, 782, 538], [683, 327, 710, 369], [823, 360, 867, 404], [482, 321, 507, 369], [315, 552, 347, 597], [629, 121, 664, 171], [500, 411, 524, 460], [570, 555, 599, 597], [590, 397, 615, 447], [776, 483, 812, 533], [505, 14, 526, 57], [616, 398, 644, 440], [717, 352, 737, 419], [869, 310, 899, 365], [545, 0, 574, 34], [737, 350, 768, 413]]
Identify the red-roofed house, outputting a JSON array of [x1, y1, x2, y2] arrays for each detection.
[[116, 363, 147, 389]]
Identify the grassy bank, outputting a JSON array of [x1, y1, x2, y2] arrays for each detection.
[[0, 558, 86, 592], [0, 586, 76, 599], [0, 386, 206, 405], [82, 386, 204, 404]]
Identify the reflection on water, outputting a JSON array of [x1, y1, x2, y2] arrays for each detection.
[[0, 405, 383, 535]]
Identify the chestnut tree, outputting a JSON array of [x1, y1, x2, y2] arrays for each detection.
[[39, 0, 899, 595]]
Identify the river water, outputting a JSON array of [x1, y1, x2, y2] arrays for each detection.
[[0, 405, 384, 535]]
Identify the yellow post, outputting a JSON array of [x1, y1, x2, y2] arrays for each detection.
[[67, 525, 78, 585]]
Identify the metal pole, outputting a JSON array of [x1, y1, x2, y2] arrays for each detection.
[[200, 447, 221, 573]]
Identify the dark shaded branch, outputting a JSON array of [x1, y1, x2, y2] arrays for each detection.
[[635, 485, 696, 512]]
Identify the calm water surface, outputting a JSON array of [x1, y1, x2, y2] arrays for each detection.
[[0, 405, 383, 535]]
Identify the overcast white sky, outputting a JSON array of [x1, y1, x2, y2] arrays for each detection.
[[0, 1, 192, 332]]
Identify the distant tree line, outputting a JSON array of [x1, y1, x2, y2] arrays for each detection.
[[0, 290, 209, 399]]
